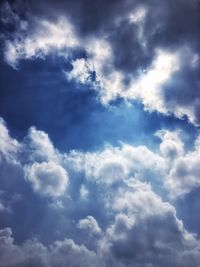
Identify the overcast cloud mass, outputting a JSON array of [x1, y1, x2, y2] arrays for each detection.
[[1, 0, 200, 266]]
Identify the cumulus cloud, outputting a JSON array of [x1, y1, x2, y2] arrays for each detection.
[[77, 216, 102, 235], [155, 129, 184, 161], [1, 118, 200, 266], [2, 1, 200, 265], [1, 176, 200, 267], [25, 161, 69, 197], [2, 115, 200, 199], [25, 126, 58, 163], [100, 180, 200, 267], [0, 118, 21, 163], [0, 227, 100, 267], [65, 144, 165, 185], [0, 118, 68, 199], [65, 129, 200, 199], [165, 136, 200, 198]]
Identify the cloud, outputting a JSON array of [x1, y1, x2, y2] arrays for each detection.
[[24, 126, 58, 163], [1, 1, 200, 266], [2, 1, 200, 125], [1, 179, 200, 267], [25, 161, 69, 198], [3, 14, 79, 67], [65, 129, 200, 199], [0, 119, 68, 199], [155, 129, 184, 161], [1, 118, 200, 266], [0, 227, 100, 267], [100, 180, 200, 267], [66, 143, 165, 185], [77, 216, 102, 235], [79, 184, 89, 200], [0, 118, 21, 163], [2, 115, 200, 200], [65, 58, 95, 85], [165, 136, 200, 198]]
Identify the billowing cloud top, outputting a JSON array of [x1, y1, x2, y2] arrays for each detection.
[[1, 0, 200, 267]]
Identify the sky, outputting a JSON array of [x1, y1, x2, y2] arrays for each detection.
[[1, 0, 200, 266]]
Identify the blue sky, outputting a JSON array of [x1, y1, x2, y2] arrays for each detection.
[[1, 1, 200, 266]]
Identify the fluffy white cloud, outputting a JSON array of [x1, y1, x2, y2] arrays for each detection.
[[25, 161, 69, 197], [1, 176, 200, 267], [65, 129, 200, 198], [165, 137, 200, 197], [65, 144, 165, 185], [0, 119, 69, 199], [156, 129, 184, 161], [0, 118, 21, 163], [4, 16, 79, 67], [99, 179, 200, 267], [1, 118, 200, 266], [25, 126, 58, 163], [77, 216, 102, 235], [2, 115, 200, 199]]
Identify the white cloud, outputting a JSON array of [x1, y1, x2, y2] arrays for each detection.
[[166, 149, 200, 198], [85, 38, 126, 103], [1, 118, 200, 266], [65, 58, 94, 85], [25, 161, 69, 197], [77, 216, 102, 235], [157, 130, 200, 198], [65, 129, 200, 198], [156, 129, 184, 161], [80, 184, 89, 200], [129, 6, 147, 24], [66, 144, 165, 185], [4, 16, 79, 67], [25, 126, 58, 163], [0, 118, 21, 163], [2, 115, 200, 199], [123, 49, 180, 112], [99, 179, 200, 267]]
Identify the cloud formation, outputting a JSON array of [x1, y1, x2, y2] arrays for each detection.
[[25, 161, 69, 197], [0, 180, 200, 267], [0, 118, 200, 265], [77, 216, 102, 235], [1, 1, 200, 266], [2, 0, 200, 125]]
